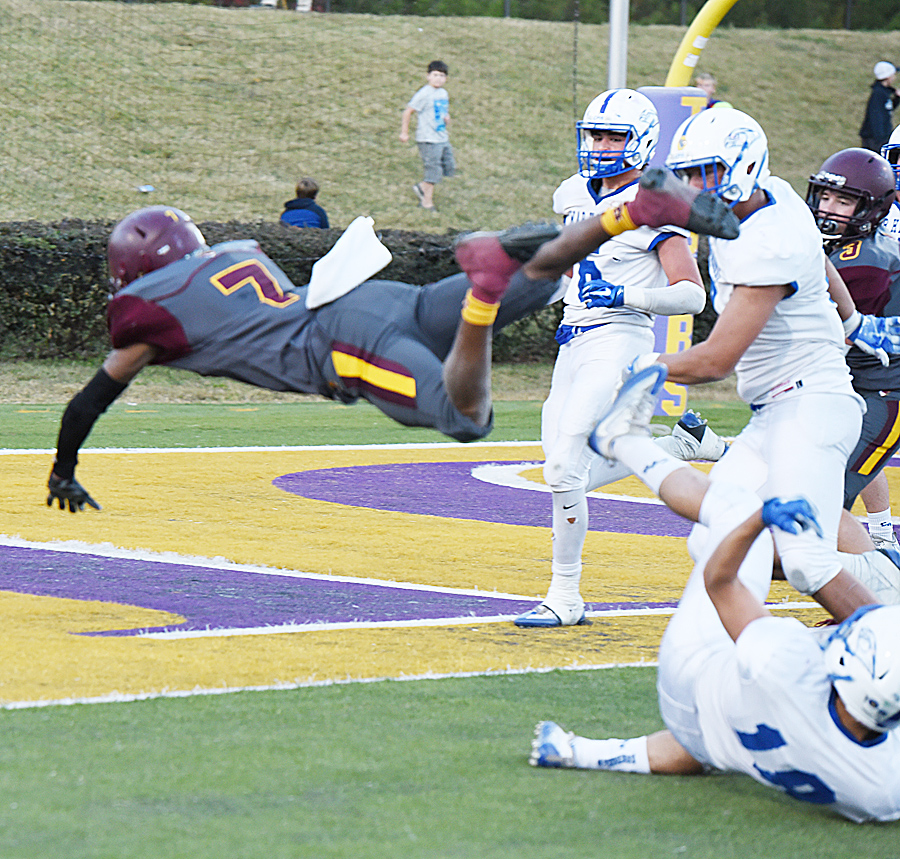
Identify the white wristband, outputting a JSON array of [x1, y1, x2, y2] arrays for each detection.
[[842, 309, 861, 338]]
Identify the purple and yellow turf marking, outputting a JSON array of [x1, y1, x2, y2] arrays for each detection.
[[273, 461, 689, 537], [0, 539, 681, 638], [0, 444, 826, 705]]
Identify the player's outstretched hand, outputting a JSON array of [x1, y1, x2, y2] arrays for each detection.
[[47, 473, 101, 513], [627, 168, 740, 239], [761, 497, 823, 538]]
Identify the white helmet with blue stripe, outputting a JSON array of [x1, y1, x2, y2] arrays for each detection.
[[666, 107, 770, 203], [881, 124, 900, 191], [824, 604, 900, 733], [576, 89, 659, 179]]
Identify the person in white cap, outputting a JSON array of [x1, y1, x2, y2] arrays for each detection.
[[860, 61, 900, 152]]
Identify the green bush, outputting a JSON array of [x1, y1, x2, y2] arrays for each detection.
[[0, 221, 564, 361], [0, 220, 716, 361]]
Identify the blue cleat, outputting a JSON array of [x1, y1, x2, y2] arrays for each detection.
[[530, 721, 575, 768], [671, 409, 728, 461], [514, 603, 591, 628], [589, 363, 668, 459]]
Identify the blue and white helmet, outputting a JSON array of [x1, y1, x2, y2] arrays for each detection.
[[666, 108, 770, 203], [576, 89, 659, 179], [824, 604, 900, 733], [881, 124, 900, 191]]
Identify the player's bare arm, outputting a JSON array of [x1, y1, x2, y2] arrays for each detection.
[[823, 256, 856, 322], [522, 213, 615, 281], [656, 233, 702, 287], [703, 507, 772, 642], [660, 283, 791, 384], [103, 342, 159, 384], [824, 254, 893, 366]]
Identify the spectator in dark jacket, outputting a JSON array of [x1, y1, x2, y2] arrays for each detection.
[[280, 177, 329, 228], [860, 62, 900, 153]]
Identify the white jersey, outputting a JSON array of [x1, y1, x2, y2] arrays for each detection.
[[707, 176, 855, 407], [693, 615, 900, 823], [552, 173, 688, 330], [881, 200, 900, 243]]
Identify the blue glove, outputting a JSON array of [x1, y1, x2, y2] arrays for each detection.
[[846, 313, 889, 367], [880, 316, 900, 353], [761, 497, 823, 538], [581, 281, 624, 308]]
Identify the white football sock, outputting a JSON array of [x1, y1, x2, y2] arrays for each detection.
[[608, 434, 686, 496], [544, 489, 587, 606], [867, 509, 895, 543], [571, 735, 650, 772]]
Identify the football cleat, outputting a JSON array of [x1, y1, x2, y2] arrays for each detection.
[[453, 222, 562, 303], [588, 363, 668, 459], [530, 721, 576, 768], [514, 602, 590, 628], [629, 167, 740, 239], [669, 410, 728, 461], [871, 530, 900, 557], [494, 221, 563, 262]]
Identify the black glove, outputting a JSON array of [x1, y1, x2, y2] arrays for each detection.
[[47, 473, 101, 513]]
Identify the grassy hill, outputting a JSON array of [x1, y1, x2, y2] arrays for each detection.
[[2, 1, 897, 231]]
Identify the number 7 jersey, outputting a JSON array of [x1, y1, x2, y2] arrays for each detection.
[[105, 238, 560, 441], [107, 240, 322, 393]]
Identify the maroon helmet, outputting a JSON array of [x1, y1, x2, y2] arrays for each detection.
[[107, 205, 208, 291], [806, 148, 896, 242]]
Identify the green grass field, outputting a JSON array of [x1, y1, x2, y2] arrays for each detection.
[[1, 2, 898, 854], [2, 668, 893, 859], [3, 398, 898, 858], [2, 396, 750, 450]]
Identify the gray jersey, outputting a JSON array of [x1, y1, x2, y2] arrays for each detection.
[[108, 240, 556, 441], [110, 241, 321, 393]]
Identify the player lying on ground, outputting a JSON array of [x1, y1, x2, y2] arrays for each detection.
[[530, 364, 900, 823], [47, 172, 739, 511]]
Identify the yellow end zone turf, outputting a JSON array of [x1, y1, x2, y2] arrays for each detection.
[[0, 444, 824, 705]]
